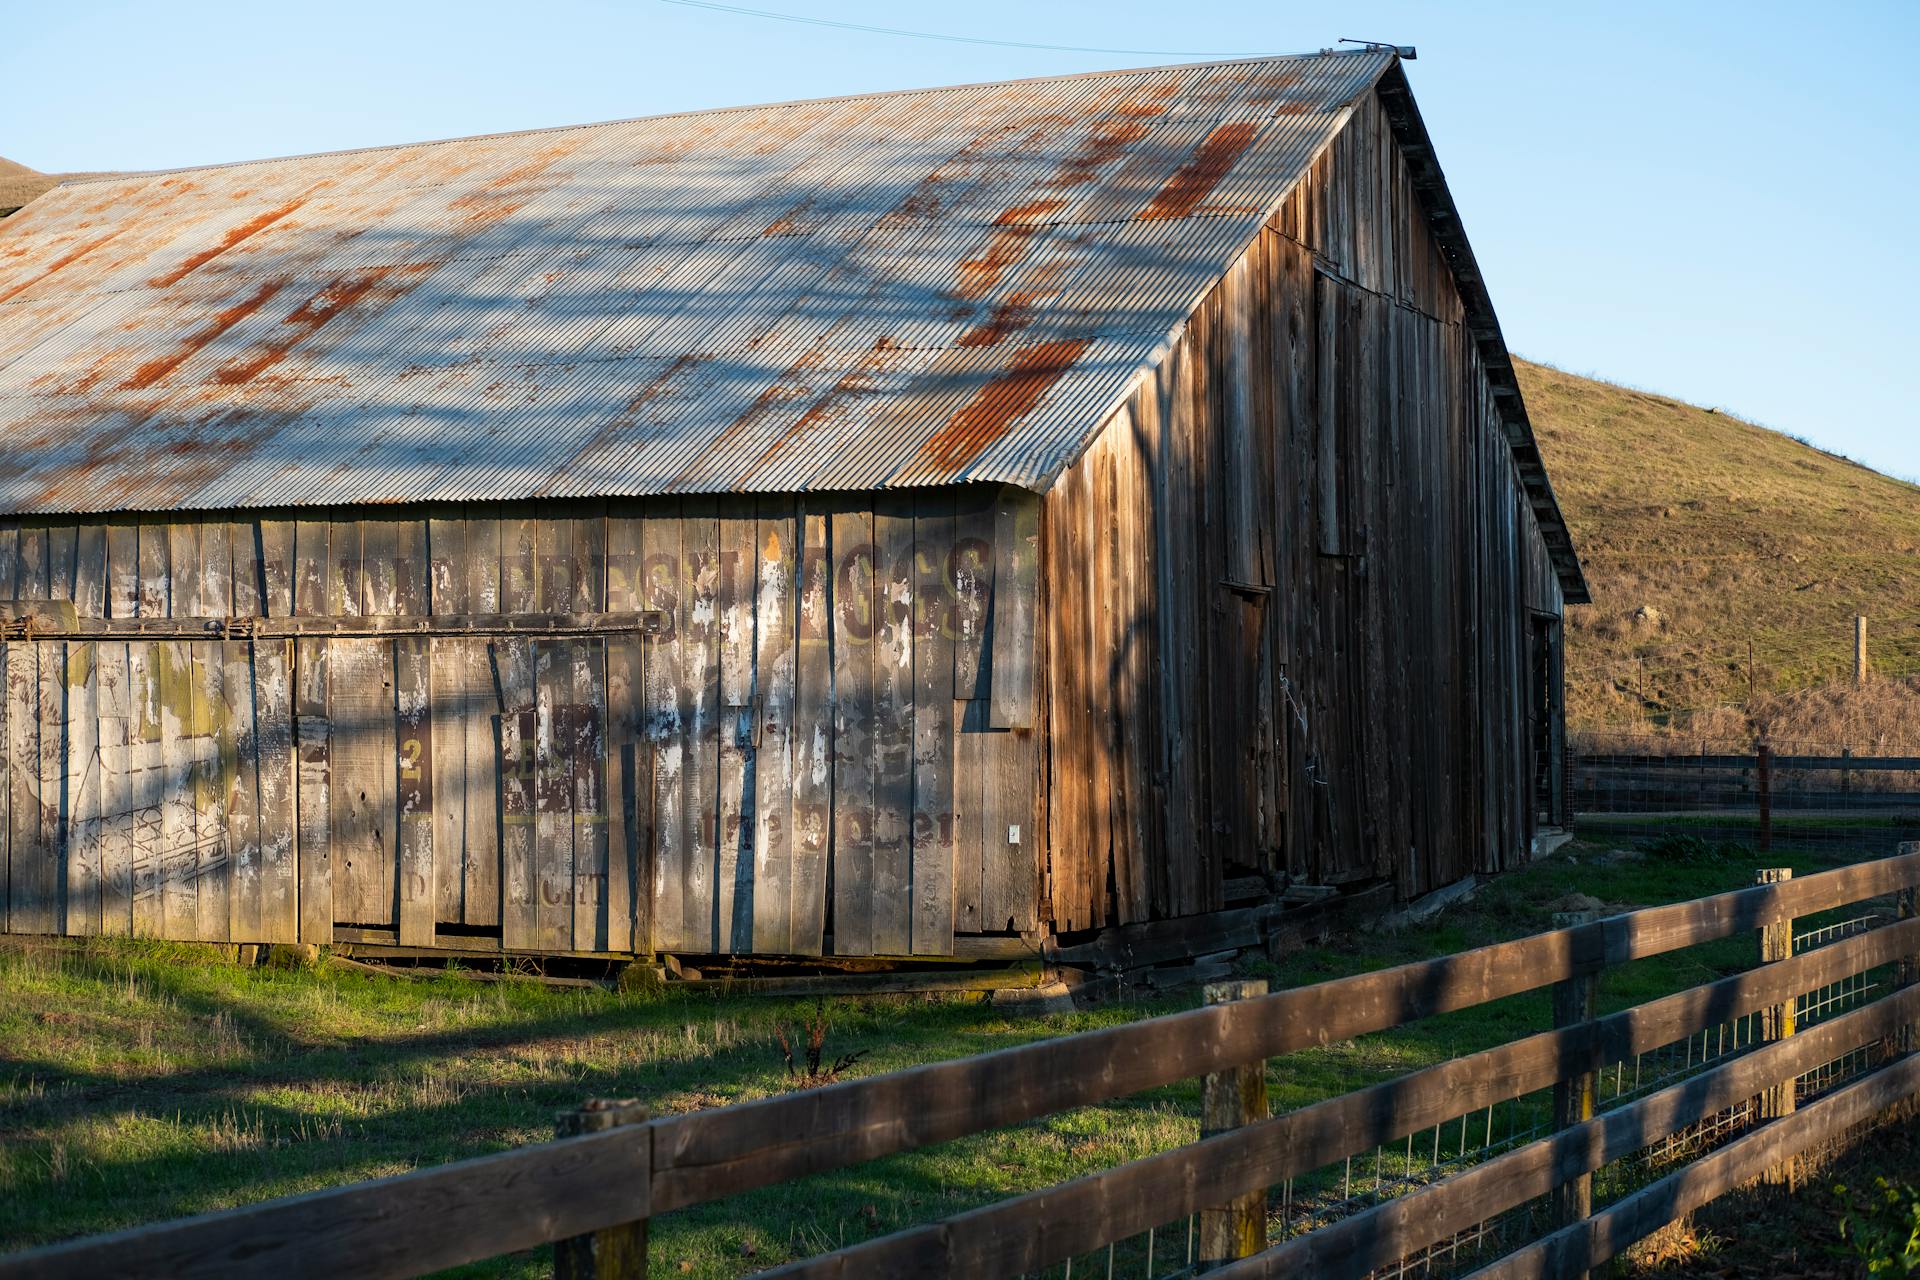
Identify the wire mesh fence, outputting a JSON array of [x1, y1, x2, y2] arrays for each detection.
[[1011, 900, 1912, 1280], [1570, 732, 1920, 850]]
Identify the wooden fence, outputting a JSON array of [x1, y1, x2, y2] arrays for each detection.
[[1575, 744, 1920, 820], [7, 848, 1920, 1279]]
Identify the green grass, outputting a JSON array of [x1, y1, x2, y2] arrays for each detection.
[[1521, 357, 1920, 741], [0, 832, 1885, 1276]]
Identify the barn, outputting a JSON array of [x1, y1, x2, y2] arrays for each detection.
[[0, 48, 1585, 962]]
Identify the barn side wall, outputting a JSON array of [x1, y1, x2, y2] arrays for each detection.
[[1041, 89, 1566, 932], [0, 490, 1043, 955]]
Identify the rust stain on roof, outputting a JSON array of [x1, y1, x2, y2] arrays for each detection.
[[0, 51, 1401, 511], [955, 292, 1043, 348], [917, 337, 1091, 472], [1137, 121, 1261, 221], [147, 196, 311, 288], [0, 227, 127, 305], [762, 196, 815, 237], [119, 278, 292, 390], [955, 200, 1066, 301], [740, 336, 900, 484], [210, 263, 431, 386]]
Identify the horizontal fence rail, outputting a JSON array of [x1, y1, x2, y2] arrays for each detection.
[[7, 848, 1920, 1279]]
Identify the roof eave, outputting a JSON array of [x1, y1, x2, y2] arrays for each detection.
[[1371, 62, 1590, 606]]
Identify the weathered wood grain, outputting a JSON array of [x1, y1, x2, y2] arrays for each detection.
[[569, 637, 609, 953], [828, 503, 876, 957], [0, 1128, 652, 1280], [640, 507, 685, 951], [329, 639, 394, 928], [910, 490, 955, 955], [715, 505, 755, 952], [870, 495, 915, 958], [752, 497, 797, 955], [790, 506, 832, 956]]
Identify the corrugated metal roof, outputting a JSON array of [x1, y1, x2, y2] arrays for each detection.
[[0, 51, 1395, 515]]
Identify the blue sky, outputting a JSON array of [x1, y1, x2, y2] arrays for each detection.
[[5, 1, 1916, 480]]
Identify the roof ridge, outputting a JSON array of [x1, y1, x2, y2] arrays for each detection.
[[54, 48, 1385, 189]]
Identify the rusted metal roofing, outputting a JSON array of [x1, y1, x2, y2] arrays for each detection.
[[0, 52, 1397, 514]]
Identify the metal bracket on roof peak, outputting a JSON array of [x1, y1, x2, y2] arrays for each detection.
[[1337, 38, 1416, 59]]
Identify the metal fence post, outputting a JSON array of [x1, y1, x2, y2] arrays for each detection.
[[1551, 908, 1601, 1268], [1199, 979, 1270, 1270], [1756, 868, 1797, 1189], [554, 1099, 650, 1280]]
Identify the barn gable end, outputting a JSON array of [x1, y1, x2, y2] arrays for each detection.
[[1042, 78, 1572, 931]]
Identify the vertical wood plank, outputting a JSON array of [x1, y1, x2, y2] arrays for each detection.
[[988, 489, 1039, 730], [532, 518, 573, 950], [497, 648, 538, 951], [680, 501, 721, 954], [829, 503, 876, 957], [428, 516, 469, 928], [752, 496, 797, 956], [96, 614, 133, 938], [392, 519, 433, 946], [254, 636, 298, 943], [461, 511, 502, 930], [67, 632, 103, 937], [192, 639, 231, 942], [604, 507, 644, 954], [570, 637, 609, 953], [395, 636, 435, 946], [39, 636, 68, 936], [533, 638, 572, 950], [715, 504, 756, 953], [871, 494, 914, 957], [790, 505, 832, 957], [157, 638, 196, 939], [292, 519, 330, 944], [193, 525, 231, 942], [459, 636, 500, 929], [223, 638, 260, 944], [640, 506, 684, 951], [5, 642, 46, 933], [571, 508, 609, 953], [328, 517, 363, 618], [910, 491, 956, 955], [498, 508, 538, 950], [330, 639, 394, 927]]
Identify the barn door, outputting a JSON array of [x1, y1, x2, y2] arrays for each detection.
[[316, 627, 644, 953], [494, 633, 644, 954]]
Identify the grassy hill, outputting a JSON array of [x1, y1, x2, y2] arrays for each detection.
[[1520, 358, 1920, 746], [0, 156, 118, 216]]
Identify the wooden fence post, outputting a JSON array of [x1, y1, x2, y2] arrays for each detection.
[[1198, 979, 1270, 1270], [1756, 739, 1773, 854], [1756, 868, 1797, 1189], [1551, 908, 1600, 1264], [554, 1099, 649, 1279]]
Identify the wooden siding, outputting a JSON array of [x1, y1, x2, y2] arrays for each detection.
[[0, 493, 1042, 953], [1040, 89, 1564, 931]]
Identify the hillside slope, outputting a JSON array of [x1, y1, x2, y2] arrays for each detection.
[[1519, 359, 1920, 741], [0, 156, 118, 216]]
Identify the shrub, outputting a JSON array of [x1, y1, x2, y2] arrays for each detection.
[[1836, 1178, 1920, 1274]]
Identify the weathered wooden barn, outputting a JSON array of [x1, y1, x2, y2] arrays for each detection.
[[0, 50, 1585, 960]]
